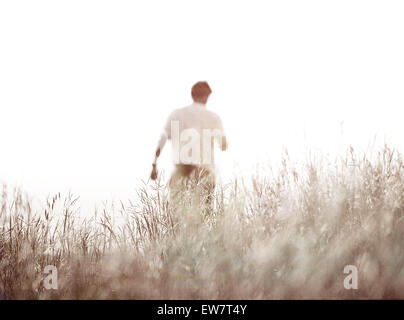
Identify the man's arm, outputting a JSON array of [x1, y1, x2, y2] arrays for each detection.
[[154, 133, 167, 163], [150, 132, 168, 180], [215, 116, 228, 152], [150, 116, 171, 180], [221, 135, 228, 151]]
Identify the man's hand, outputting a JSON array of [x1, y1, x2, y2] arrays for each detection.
[[221, 136, 228, 151], [150, 164, 158, 180]]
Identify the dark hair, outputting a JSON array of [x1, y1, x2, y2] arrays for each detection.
[[191, 81, 212, 102]]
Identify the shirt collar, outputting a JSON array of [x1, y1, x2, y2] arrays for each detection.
[[193, 102, 206, 107]]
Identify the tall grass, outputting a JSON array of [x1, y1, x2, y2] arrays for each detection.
[[1, 145, 404, 299]]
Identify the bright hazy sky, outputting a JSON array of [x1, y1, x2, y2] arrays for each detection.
[[1, 1, 403, 211]]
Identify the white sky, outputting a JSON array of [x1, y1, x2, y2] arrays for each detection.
[[1, 1, 404, 212]]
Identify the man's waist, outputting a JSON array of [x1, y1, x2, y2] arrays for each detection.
[[175, 163, 215, 177]]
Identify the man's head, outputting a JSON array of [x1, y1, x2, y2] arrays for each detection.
[[191, 81, 212, 104]]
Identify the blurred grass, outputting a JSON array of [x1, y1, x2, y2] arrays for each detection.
[[1, 144, 404, 299]]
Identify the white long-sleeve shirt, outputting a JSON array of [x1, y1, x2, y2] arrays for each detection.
[[156, 102, 226, 170]]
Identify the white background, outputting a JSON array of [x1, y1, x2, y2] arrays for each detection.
[[1, 1, 403, 211]]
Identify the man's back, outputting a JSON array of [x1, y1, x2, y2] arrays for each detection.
[[162, 102, 226, 170], [169, 103, 223, 133]]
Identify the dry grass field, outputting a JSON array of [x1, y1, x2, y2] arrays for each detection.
[[1, 145, 404, 299]]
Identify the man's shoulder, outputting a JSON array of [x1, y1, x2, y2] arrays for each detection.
[[168, 104, 222, 124], [168, 104, 196, 118], [204, 109, 222, 123], [167, 107, 185, 119]]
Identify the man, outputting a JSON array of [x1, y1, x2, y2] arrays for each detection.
[[150, 81, 227, 217]]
